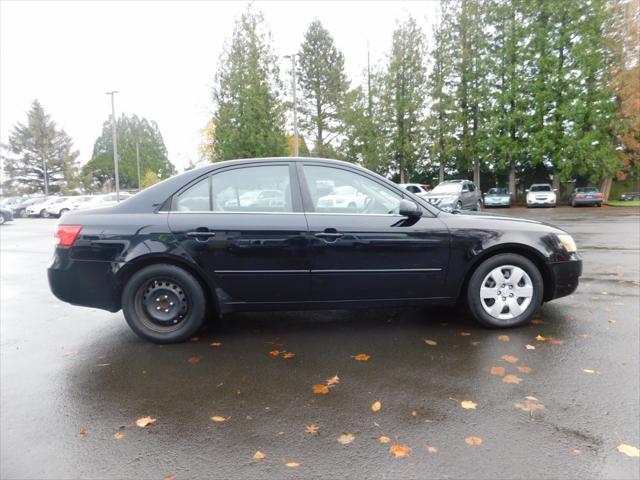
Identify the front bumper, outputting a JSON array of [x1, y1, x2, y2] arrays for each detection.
[[549, 258, 582, 300], [484, 198, 510, 207], [527, 199, 556, 207]]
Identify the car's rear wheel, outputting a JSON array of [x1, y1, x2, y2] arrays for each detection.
[[0, 215, 5, 225], [40, 209, 49, 218], [122, 264, 206, 343], [456, 201, 463, 211], [16, 209, 26, 218], [467, 253, 543, 328]]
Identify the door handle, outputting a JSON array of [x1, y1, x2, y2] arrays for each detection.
[[314, 232, 343, 241], [187, 231, 216, 241]]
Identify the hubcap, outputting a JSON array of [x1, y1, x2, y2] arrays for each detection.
[[480, 265, 533, 320], [141, 279, 188, 327]]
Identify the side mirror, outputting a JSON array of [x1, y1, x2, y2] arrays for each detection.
[[399, 199, 422, 218], [525, 189, 529, 192], [553, 188, 558, 192]]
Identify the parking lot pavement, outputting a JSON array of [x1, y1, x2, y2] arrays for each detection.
[[1, 208, 638, 480]]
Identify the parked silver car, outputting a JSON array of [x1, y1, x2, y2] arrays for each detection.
[[422, 180, 483, 211]]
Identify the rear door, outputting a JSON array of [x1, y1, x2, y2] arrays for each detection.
[[299, 163, 449, 302], [167, 162, 310, 304]]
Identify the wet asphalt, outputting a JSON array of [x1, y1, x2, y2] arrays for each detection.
[[1, 207, 639, 480]]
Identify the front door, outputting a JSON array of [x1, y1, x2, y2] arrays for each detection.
[[299, 163, 449, 302], [167, 163, 310, 305]]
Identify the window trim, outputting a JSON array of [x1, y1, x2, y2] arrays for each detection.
[[170, 162, 302, 213]]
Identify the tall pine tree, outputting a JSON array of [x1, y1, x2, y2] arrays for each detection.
[[211, 7, 288, 161]]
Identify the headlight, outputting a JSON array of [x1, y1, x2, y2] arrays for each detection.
[[557, 234, 577, 253]]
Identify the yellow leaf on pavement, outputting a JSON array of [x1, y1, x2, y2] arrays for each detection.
[[424, 339, 438, 346], [389, 443, 412, 458], [503, 374, 523, 384], [285, 462, 300, 468], [337, 433, 355, 445], [514, 400, 544, 412], [354, 353, 370, 361], [490, 366, 506, 376], [210, 416, 227, 422], [253, 450, 265, 460], [326, 375, 340, 386], [461, 400, 477, 410], [497, 335, 510, 342], [379, 435, 391, 444], [465, 436, 482, 446], [501, 354, 519, 364], [305, 424, 318, 434], [114, 431, 126, 440], [312, 384, 329, 394], [617, 443, 639, 457], [135, 416, 157, 428], [517, 366, 533, 374], [371, 400, 382, 412]]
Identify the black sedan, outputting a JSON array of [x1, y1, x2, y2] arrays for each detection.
[[48, 158, 582, 343]]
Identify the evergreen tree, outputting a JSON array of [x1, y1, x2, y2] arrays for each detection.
[[83, 114, 175, 191], [1, 100, 79, 194], [381, 16, 428, 183], [297, 20, 350, 157], [211, 7, 288, 161]]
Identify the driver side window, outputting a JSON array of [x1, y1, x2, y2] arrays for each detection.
[[303, 165, 402, 215]]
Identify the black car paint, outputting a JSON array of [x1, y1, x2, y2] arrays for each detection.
[[48, 158, 582, 316]]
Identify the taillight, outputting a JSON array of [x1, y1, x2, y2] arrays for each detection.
[[595, 193, 603, 198], [576, 194, 585, 199], [55, 225, 82, 246]]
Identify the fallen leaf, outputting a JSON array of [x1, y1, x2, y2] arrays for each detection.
[[461, 400, 477, 410], [187, 356, 202, 365], [517, 366, 533, 374], [411, 410, 417, 417], [210, 342, 222, 347], [531, 319, 545, 325], [490, 366, 506, 376], [525, 344, 536, 350], [608, 319, 617, 324], [535, 335, 546, 341], [617, 443, 639, 457], [546, 337, 563, 345], [282, 352, 295, 359], [573, 449, 581, 455], [79, 428, 89, 437], [114, 431, 126, 440], [426, 446, 438, 453], [285, 462, 300, 468], [305, 424, 319, 434], [135, 416, 157, 428], [465, 436, 483, 446], [497, 335, 510, 342], [337, 433, 355, 445], [191, 336, 199, 342], [503, 374, 523, 384], [354, 353, 370, 361], [424, 339, 438, 346], [514, 400, 544, 412], [583, 369, 601, 375], [210, 416, 227, 422], [326, 375, 340, 386], [389, 443, 412, 458], [379, 435, 391, 444], [371, 400, 382, 412], [525, 396, 539, 401], [163, 475, 176, 480], [312, 384, 330, 394], [269, 350, 280, 357], [501, 354, 519, 364], [253, 450, 265, 460], [459, 332, 471, 336]]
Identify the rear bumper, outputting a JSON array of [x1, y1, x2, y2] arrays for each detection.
[[48, 248, 121, 312], [572, 199, 603, 205], [549, 258, 582, 300]]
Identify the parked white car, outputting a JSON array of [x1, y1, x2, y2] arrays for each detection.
[[75, 192, 133, 210], [398, 183, 430, 198], [317, 185, 368, 210], [26, 196, 69, 217], [526, 184, 557, 208], [46, 196, 94, 217]]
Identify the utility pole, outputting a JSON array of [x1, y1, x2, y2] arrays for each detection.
[[284, 54, 299, 156], [106, 91, 120, 201], [136, 140, 141, 191]]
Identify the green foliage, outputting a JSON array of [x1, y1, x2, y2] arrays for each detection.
[[297, 20, 350, 157], [140, 170, 161, 189], [1, 100, 79, 194], [380, 16, 428, 183], [211, 7, 288, 161], [83, 114, 175, 191]]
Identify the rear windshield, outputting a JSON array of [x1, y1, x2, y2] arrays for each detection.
[[530, 185, 552, 192], [576, 187, 598, 193]]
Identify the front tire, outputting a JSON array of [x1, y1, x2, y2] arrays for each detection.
[[122, 264, 206, 343], [0, 215, 5, 225], [475, 200, 482, 211], [466, 253, 543, 328]]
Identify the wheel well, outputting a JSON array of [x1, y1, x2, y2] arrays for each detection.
[[115, 256, 218, 314], [458, 246, 554, 303]]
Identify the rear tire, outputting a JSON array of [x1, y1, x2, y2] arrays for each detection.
[[456, 201, 463, 211], [466, 253, 543, 328], [122, 264, 206, 343]]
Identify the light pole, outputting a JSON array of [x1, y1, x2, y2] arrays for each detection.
[[106, 91, 120, 201], [136, 140, 141, 191], [284, 54, 299, 157]]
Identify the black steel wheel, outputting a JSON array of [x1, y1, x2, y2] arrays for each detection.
[[122, 264, 206, 343]]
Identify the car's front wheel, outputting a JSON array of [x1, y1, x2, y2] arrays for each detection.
[[475, 199, 482, 211], [0, 215, 5, 225], [467, 253, 543, 328], [122, 264, 206, 343]]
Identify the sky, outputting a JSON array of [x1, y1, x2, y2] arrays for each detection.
[[1, 1, 439, 173]]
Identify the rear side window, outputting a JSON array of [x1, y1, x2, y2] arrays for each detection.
[[175, 165, 293, 213]]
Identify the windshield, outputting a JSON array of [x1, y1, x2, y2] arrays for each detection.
[[432, 183, 461, 194], [530, 185, 552, 192], [488, 188, 508, 195]]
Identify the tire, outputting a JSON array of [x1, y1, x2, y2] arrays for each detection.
[[16, 209, 26, 218], [59, 208, 69, 216], [40, 209, 49, 218], [0, 215, 5, 225], [596, 203, 602, 207], [466, 253, 543, 328], [122, 264, 206, 343], [456, 201, 463, 211], [475, 200, 482, 211], [348, 202, 356, 208]]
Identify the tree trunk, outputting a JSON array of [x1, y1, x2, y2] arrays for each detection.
[[509, 165, 516, 203], [439, 158, 445, 184], [600, 177, 613, 202], [552, 174, 560, 196], [473, 158, 480, 188]]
